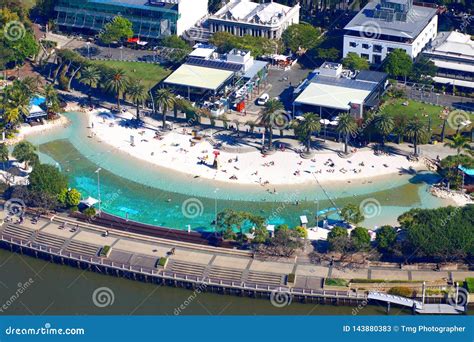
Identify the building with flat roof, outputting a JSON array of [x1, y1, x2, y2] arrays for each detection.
[[55, 0, 208, 39], [163, 47, 268, 102], [293, 62, 388, 119], [208, 0, 299, 39], [423, 31, 474, 90], [343, 0, 438, 64]]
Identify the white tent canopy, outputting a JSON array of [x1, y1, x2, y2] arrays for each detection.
[[80, 196, 99, 207]]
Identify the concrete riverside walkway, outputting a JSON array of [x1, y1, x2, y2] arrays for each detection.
[[1, 213, 474, 293]]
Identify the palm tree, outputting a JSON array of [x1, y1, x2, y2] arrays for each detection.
[[444, 134, 470, 155], [7, 81, 32, 115], [336, 113, 358, 155], [127, 82, 148, 120], [79, 65, 101, 105], [154, 88, 175, 130], [293, 112, 321, 156], [393, 113, 409, 144], [44, 84, 61, 117], [3, 107, 20, 128], [406, 117, 426, 156], [259, 99, 284, 151], [20, 76, 39, 98], [105, 68, 129, 112], [374, 112, 394, 147]]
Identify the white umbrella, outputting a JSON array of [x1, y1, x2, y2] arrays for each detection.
[[320, 119, 331, 125]]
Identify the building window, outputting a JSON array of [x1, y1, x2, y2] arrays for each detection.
[[373, 55, 382, 64], [349, 41, 357, 48], [387, 47, 395, 52], [361, 53, 369, 60], [362, 43, 369, 49], [373, 45, 382, 53]]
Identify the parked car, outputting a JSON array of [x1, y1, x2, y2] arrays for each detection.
[[256, 93, 270, 106]]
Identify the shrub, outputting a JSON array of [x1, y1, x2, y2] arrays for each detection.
[[388, 286, 412, 297], [83, 207, 96, 219], [100, 245, 111, 257], [466, 278, 474, 293], [287, 273, 296, 284], [324, 278, 349, 287], [157, 257, 168, 268]]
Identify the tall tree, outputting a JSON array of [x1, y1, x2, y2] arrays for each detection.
[[79, 65, 101, 105], [154, 88, 175, 130], [336, 113, 358, 154], [259, 99, 284, 151], [44, 84, 60, 116], [12, 141, 37, 169], [383, 49, 413, 82], [282, 23, 320, 54], [406, 117, 426, 156], [293, 112, 321, 155], [127, 81, 148, 120], [0, 143, 9, 170], [374, 112, 394, 146], [444, 134, 471, 155], [99, 16, 133, 44], [105, 68, 129, 111]]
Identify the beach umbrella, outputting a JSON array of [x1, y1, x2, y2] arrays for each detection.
[[320, 119, 331, 125], [80, 196, 99, 207]]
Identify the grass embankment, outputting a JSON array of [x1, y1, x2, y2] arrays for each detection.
[[381, 98, 472, 136], [92, 60, 171, 90]]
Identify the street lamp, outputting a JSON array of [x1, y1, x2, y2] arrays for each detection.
[[95, 167, 102, 214]]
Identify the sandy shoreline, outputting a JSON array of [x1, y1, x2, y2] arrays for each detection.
[[87, 109, 426, 188], [4, 114, 70, 146]]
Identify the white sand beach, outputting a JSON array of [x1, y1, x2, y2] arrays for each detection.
[[4, 114, 70, 146], [88, 109, 425, 187]]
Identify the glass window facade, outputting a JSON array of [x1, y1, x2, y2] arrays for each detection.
[[55, 0, 179, 39]]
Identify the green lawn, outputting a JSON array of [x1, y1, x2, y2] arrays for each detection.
[[23, 0, 37, 10], [381, 97, 472, 136], [92, 60, 170, 90]]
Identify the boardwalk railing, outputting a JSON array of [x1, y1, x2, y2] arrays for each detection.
[[0, 234, 367, 301]]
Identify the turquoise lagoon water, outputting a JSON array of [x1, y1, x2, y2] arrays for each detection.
[[26, 112, 452, 231]]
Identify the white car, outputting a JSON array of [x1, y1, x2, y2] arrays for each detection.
[[256, 93, 270, 106]]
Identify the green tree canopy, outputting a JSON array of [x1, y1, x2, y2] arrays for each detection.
[[383, 49, 413, 79], [340, 203, 364, 225], [28, 163, 68, 196], [12, 141, 37, 168], [99, 16, 133, 44], [342, 52, 369, 70], [327, 226, 351, 252], [375, 225, 397, 252], [282, 23, 320, 53], [399, 205, 474, 261], [350, 227, 371, 251]]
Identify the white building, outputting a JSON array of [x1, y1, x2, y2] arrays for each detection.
[[423, 31, 474, 90], [208, 0, 300, 39], [343, 0, 438, 64]]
